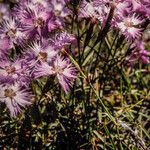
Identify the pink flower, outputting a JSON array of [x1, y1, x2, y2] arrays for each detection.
[[0, 38, 10, 52], [50, 0, 70, 18], [14, 3, 60, 38], [0, 17, 25, 50], [50, 32, 76, 49], [25, 40, 58, 67], [79, 0, 98, 18], [15, 0, 51, 9], [116, 14, 144, 41], [0, 3, 10, 23], [31, 0, 51, 9], [34, 55, 77, 93], [53, 56, 76, 93], [127, 40, 150, 64], [0, 83, 32, 117], [0, 57, 31, 86]]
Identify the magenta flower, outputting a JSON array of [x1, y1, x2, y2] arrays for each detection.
[[14, 4, 60, 38], [0, 38, 10, 52], [126, 0, 150, 19], [142, 1, 150, 19], [0, 17, 25, 50], [25, 40, 58, 67], [0, 83, 32, 117], [50, 32, 76, 49], [34, 55, 77, 93], [128, 0, 146, 12], [0, 57, 31, 86], [93, 1, 110, 27]]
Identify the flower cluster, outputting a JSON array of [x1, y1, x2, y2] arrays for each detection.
[[79, 0, 150, 64], [0, 0, 76, 117]]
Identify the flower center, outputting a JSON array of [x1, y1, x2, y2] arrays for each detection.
[[124, 20, 133, 27], [4, 88, 16, 99], [6, 28, 16, 38], [54, 66, 64, 74], [5, 65, 16, 74], [38, 52, 48, 62], [34, 17, 45, 28], [54, 3, 63, 16]]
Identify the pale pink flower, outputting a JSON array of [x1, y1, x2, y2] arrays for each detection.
[[0, 83, 32, 117], [0, 17, 25, 50], [34, 55, 77, 93], [116, 14, 144, 41], [25, 40, 58, 67], [79, 0, 98, 18], [0, 57, 30, 86]]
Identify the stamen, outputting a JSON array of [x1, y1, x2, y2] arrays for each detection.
[[4, 89, 16, 99], [53, 66, 64, 74], [6, 29, 16, 38], [34, 17, 45, 28], [5, 65, 16, 74], [38, 52, 48, 62]]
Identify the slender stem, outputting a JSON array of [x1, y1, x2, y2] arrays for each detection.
[[64, 50, 117, 125]]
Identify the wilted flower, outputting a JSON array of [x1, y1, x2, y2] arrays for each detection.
[[0, 83, 32, 117], [14, 3, 60, 38]]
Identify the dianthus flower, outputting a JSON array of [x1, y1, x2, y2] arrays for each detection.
[[33, 55, 77, 93], [0, 57, 31, 86], [16, 0, 51, 9], [14, 3, 60, 38], [93, 0, 131, 27], [116, 14, 144, 41], [0, 83, 32, 117], [0, 17, 25, 50], [126, 0, 150, 19], [50, 32, 76, 49], [127, 40, 150, 64], [79, 0, 98, 19], [25, 40, 58, 67]]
